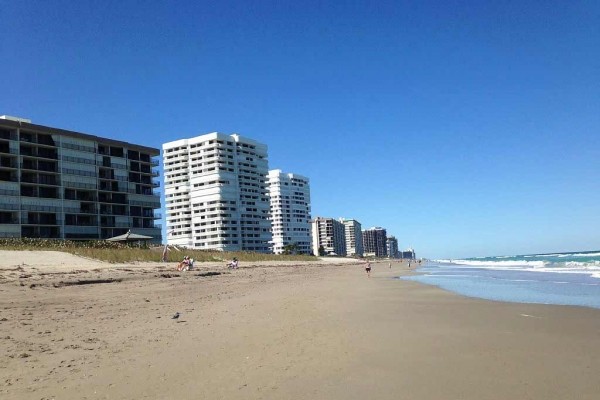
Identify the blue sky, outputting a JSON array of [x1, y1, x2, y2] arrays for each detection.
[[1, 1, 598, 258]]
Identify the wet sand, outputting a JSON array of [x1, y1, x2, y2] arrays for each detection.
[[1, 253, 599, 399]]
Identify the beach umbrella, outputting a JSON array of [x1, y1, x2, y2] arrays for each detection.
[[106, 230, 153, 243]]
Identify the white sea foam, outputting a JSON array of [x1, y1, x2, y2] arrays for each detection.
[[568, 252, 600, 258], [433, 258, 600, 279], [564, 261, 600, 268], [441, 259, 546, 268]]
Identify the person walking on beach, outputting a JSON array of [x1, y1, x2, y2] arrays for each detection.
[[389, 262, 392, 269], [365, 261, 372, 278]]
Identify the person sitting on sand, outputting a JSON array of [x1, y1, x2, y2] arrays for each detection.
[[181, 257, 194, 271], [178, 256, 191, 271], [227, 257, 239, 269]]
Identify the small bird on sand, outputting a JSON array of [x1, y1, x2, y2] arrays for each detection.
[[172, 312, 180, 319]]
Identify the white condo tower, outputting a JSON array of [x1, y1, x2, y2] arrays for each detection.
[[163, 133, 272, 252], [267, 169, 312, 254], [340, 218, 364, 256]]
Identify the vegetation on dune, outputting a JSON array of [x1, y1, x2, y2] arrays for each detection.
[[0, 238, 317, 264]]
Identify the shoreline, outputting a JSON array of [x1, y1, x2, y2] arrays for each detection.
[[1, 253, 600, 399], [403, 260, 600, 311]]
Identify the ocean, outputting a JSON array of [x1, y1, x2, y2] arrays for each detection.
[[401, 250, 600, 309]]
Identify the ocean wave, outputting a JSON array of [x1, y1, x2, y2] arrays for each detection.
[[531, 264, 600, 273], [566, 252, 600, 258], [564, 261, 600, 268], [432, 259, 600, 279], [465, 251, 600, 261], [437, 259, 546, 268], [529, 252, 600, 259]]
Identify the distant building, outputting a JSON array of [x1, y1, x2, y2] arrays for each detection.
[[0, 116, 161, 242], [162, 132, 272, 252], [362, 227, 387, 257], [311, 217, 346, 256], [386, 236, 399, 258], [340, 218, 363, 257], [402, 248, 416, 259], [267, 169, 311, 254]]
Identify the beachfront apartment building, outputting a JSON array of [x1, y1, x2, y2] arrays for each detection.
[[267, 169, 311, 254], [362, 227, 387, 257], [387, 236, 399, 258], [0, 116, 161, 241], [340, 218, 363, 257], [311, 217, 346, 256], [162, 133, 272, 252], [402, 248, 416, 260]]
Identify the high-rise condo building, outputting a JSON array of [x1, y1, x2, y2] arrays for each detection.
[[163, 132, 272, 252], [311, 217, 346, 256], [0, 116, 161, 241], [362, 227, 387, 257], [402, 248, 416, 260], [267, 169, 311, 254], [340, 218, 363, 257], [386, 235, 399, 258]]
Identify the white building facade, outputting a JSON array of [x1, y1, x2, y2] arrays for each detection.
[[267, 169, 311, 254], [311, 217, 346, 256], [163, 133, 272, 252], [340, 218, 363, 257]]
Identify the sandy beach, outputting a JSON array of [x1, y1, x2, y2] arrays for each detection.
[[1, 252, 600, 399]]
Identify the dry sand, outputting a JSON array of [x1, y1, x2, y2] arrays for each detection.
[[1, 252, 599, 399]]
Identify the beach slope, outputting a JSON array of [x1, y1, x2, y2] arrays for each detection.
[[1, 253, 599, 399]]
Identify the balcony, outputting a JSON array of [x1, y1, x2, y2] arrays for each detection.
[[127, 150, 140, 161], [64, 215, 98, 226], [100, 207, 113, 215], [0, 157, 17, 168], [0, 211, 19, 224], [21, 226, 61, 239], [20, 160, 59, 173], [19, 133, 57, 147], [21, 174, 60, 186], [79, 204, 97, 214], [142, 220, 158, 229], [21, 214, 59, 225], [99, 169, 116, 180], [0, 203, 19, 211], [0, 129, 17, 141], [0, 142, 17, 155]]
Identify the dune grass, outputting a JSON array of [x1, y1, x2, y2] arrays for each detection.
[[0, 238, 317, 264], [63, 247, 317, 264]]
